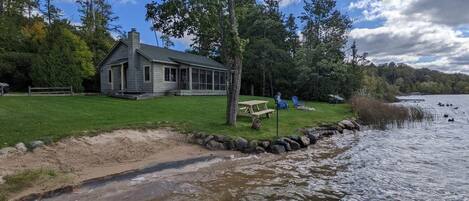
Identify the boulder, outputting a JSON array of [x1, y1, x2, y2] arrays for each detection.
[[235, 137, 248, 151], [288, 136, 301, 143], [306, 133, 317, 145], [284, 138, 301, 150], [0, 147, 16, 156], [339, 120, 356, 130], [249, 140, 259, 149], [274, 138, 291, 151], [15, 143, 27, 153], [29, 140, 45, 150], [205, 140, 226, 150], [213, 135, 227, 142], [298, 136, 310, 147], [223, 140, 236, 150], [203, 135, 214, 145], [321, 130, 336, 137], [270, 145, 286, 154], [254, 146, 266, 154], [259, 141, 271, 149], [195, 138, 205, 145], [351, 120, 361, 131], [335, 125, 344, 134]]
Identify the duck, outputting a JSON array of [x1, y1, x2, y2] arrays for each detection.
[[443, 114, 449, 118], [448, 118, 455, 122]]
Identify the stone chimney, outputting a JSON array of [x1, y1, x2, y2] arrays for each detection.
[[127, 28, 140, 92], [128, 28, 140, 50]]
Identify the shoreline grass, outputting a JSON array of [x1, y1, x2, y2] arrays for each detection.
[[350, 96, 432, 128], [0, 96, 353, 147]]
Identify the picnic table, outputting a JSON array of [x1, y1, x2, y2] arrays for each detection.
[[238, 100, 275, 119]]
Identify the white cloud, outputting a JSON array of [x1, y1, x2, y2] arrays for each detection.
[[349, 0, 469, 74], [279, 0, 301, 8]]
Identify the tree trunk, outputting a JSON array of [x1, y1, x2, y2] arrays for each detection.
[[250, 84, 254, 96], [226, 0, 243, 126], [262, 65, 265, 96]]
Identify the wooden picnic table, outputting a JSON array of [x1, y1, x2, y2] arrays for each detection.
[[238, 100, 275, 119]]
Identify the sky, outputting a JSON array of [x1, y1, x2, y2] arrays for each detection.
[[55, 0, 469, 74]]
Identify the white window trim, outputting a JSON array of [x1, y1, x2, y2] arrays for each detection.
[[164, 66, 177, 83], [143, 65, 151, 83]]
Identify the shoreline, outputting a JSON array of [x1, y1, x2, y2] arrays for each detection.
[[0, 128, 241, 200], [1, 119, 361, 200]]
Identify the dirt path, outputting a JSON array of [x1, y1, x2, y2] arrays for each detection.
[[0, 129, 237, 199]]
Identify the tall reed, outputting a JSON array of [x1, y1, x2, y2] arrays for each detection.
[[350, 96, 432, 129]]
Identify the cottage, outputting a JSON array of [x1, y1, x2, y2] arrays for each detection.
[[99, 29, 228, 96]]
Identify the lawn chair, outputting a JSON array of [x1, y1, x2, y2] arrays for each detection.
[[292, 96, 305, 108], [274, 93, 288, 109]]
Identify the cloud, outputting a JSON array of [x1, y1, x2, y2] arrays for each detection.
[[349, 0, 469, 74], [279, 0, 301, 8]]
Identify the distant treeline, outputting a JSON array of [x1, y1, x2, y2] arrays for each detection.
[[360, 62, 469, 101]]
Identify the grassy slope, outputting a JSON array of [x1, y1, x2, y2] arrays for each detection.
[[0, 96, 352, 147]]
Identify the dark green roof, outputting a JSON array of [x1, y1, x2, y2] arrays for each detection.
[[139, 43, 226, 69]]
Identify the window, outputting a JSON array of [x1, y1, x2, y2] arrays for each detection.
[[164, 67, 177, 82], [192, 69, 199, 89], [108, 69, 112, 84], [144, 66, 151, 82], [214, 71, 226, 90]]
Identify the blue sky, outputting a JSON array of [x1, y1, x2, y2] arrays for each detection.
[[55, 0, 469, 74]]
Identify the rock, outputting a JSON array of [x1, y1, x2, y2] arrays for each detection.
[[30, 140, 45, 150], [249, 140, 259, 149], [15, 143, 27, 153], [335, 125, 344, 134], [0, 147, 16, 156], [270, 145, 286, 154], [306, 133, 317, 145], [254, 146, 266, 154], [350, 120, 361, 131], [0, 176, 4, 184], [284, 138, 301, 150], [195, 138, 204, 145], [288, 135, 301, 143], [321, 130, 336, 137], [298, 136, 310, 147], [251, 118, 261, 130], [274, 138, 291, 151], [205, 140, 226, 150], [339, 120, 356, 130], [223, 140, 236, 150], [213, 135, 226, 142], [259, 141, 271, 149], [235, 137, 248, 151], [203, 135, 214, 145]]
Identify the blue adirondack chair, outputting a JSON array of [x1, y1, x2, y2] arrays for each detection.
[[292, 96, 305, 108], [274, 94, 288, 109]]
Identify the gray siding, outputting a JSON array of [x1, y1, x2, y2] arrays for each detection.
[[153, 63, 179, 94], [100, 43, 128, 94]]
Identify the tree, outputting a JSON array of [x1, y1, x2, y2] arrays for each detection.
[[160, 34, 174, 48], [295, 0, 353, 100], [31, 24, 94, 91], [285, 14, 300, 57], [43, 0, 61, 24]]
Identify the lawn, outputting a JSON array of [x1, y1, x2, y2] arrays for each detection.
[[0, 96, 353, 147]]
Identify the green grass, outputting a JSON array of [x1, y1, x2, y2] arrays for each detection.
[[0, 169, 58, 201], [0, 96, 353, 147]]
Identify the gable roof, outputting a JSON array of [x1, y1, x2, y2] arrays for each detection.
[[138, 43, 226, 69], [99, 39, 226, 70]]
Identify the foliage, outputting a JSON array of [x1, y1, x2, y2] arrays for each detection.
[[0, 96, 353, 147], [295, 0, 359, 101], [31, 25, 94, 91]]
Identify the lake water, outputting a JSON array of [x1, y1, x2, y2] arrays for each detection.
[[46, 95, 469, 201]]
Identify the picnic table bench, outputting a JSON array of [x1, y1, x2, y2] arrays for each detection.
[[238, 100, 275, 119]]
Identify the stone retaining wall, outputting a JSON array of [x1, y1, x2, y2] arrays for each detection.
[[190, 119, 362, 154]]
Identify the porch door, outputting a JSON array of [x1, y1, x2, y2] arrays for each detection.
[[179, 68, 189, 90]]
